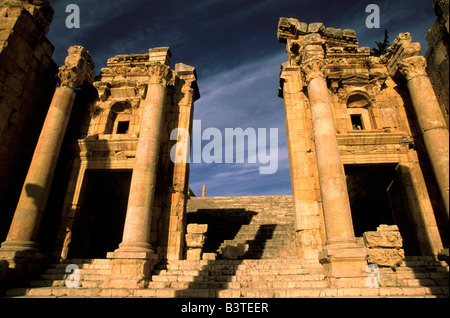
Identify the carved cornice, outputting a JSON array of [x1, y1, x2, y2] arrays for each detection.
[[58, 46, 95, 89], [398, 56, 428, 81], [301, 57, 326, 84]]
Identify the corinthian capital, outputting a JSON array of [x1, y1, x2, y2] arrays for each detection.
[[301, 56, 326, 84], [398, 56, 428, 81], [58, 46, 95, 89], [148, 62, 172, 86]]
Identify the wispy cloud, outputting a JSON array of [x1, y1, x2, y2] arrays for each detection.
[[188, 49, 292, 197], [46, 0, 437, 197]]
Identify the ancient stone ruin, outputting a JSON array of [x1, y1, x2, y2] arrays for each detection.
[[0, 0, 448, 298]]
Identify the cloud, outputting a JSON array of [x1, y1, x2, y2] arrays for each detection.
[[45, 0, 437, 197], [186, 51, 292, 196]]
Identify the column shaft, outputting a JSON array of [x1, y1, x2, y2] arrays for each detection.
[[1, 87, 75, 250], [115, 72, 168, 255], [307, 76, 355, 244], [401, 57, 449, 215]]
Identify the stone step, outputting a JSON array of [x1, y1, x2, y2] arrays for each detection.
[[150, 273, 325, 283], [58, 259, 111, 265], [146, 280, 329, 290], [4, 255, 448, 298], [38, 273, 107, 281], [27, 279, 103, 288], [42, 268, 111, 275], [153, 268, 318, 276], [9, 285, 447, 298], [154, 259, 322, 270], [48, 263, 111, 270]]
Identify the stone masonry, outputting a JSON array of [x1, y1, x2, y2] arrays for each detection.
[[0, 0, 448, 298], [0, 0, 57, 243], [278, 17, 448, 287]]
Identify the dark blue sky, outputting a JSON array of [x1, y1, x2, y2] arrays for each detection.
[[47, 0, 437, 196]]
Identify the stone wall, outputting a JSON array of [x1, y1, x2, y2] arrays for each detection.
[[425, 0, 449, 127], [186, 195, 299, 259], [0, 0, 57, 241]]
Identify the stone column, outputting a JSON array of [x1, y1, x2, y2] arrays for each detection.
[[0, 46, 94, 276], [106, 61, 171, 288], [164, 63, 199, 260], [302, 56, 356, 244], [399, 56, 449, 216], [301, 55, 367, 287], [279, 63, 323, 259]]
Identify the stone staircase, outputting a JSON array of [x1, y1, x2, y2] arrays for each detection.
[[2, 195, 448, 298], [186, 195, 298, 259], [3, 256, 448, 298], [4, 259, 110, 297], [378, 256, 449, 296]]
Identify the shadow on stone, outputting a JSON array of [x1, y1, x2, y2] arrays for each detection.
[[173, 224, 277, 298]]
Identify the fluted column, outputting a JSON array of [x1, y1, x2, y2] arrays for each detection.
[[399, 56, 449, 216], [0, 46, 94, 254], [110, 62, 171, 258]]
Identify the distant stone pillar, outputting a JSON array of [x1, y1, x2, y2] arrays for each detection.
[[0, 46, 94, 275], [398, 56, 449, 216], [301, 54, 367, 287], [106, 61, 171, 288]]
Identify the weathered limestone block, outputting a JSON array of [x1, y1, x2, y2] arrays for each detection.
[[186, 223, 208, 234], [185, 233, 205, 248], [185, 223, 208, 260], [308, 22, 325, 33], [104, 257, 158, 289], [186, 249, 202, 260], [366, 248, 405, 267], [363, 231, 403, 248], [363, 225, 405, 267], [202, 253, 217, 260], [220, 243, 249, 260]]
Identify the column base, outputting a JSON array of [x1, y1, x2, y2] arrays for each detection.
[[319, 240, 369, 288], [105, 248, 159, 289], [0, 241, 45, 279]]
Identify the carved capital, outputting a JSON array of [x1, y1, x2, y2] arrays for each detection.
[[301, 57, 326, 84], [398, 56, 428, 81], [148, 62, 172, 86], [58, 46, 95, 89], [93, 81, 111, 102]]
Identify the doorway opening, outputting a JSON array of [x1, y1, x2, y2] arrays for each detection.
[[345, 164, 395, 236], [345, 163, 420, 255], [68, 169, 132, 259]]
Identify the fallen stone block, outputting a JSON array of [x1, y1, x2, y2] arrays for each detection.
[[363, 230, 403, 248], [367, 248, 405, 267], [185, 233, 205, 248]]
